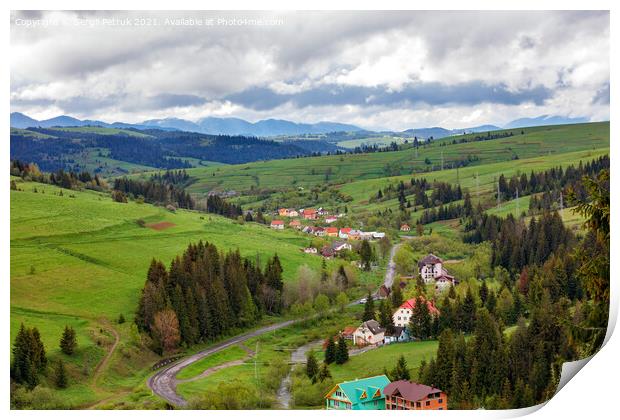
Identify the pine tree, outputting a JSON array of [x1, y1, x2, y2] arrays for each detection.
[[324, 337, 337, 364], [306, 351, 319, 382], [335, 335, 349, 364], [435, 329, 455, 390], [60, 325, 77, 355], [54, 359, 68, 389], [389, 355, 410, 381], [459, 288, 476, 333], [409, 297, 432, 339], [118, 313, 126, 324], [378, 299, 395, 334], [479, 280, 489, 304], [391, 282, 404, 307], [362, 292, 375, 321], [11, 324, 47, 388], [359, 240, 373, 271], [318, 363, 332, 383]]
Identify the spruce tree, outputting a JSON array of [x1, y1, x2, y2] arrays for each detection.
[[378, 299, 395, 334], [306, 351, 319, 383], [391, 282, 404, 307], [335, 335, 349, 364], [324, 336, 337, 364], [54, 359, 68, 389], [318, 363, 332, 383], [359, 240, 372, 271], [389, 355, 410, 381], [60, 325, 77, 355], [362, 292, 375, 322]]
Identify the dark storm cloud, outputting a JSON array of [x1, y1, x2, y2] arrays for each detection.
[[225, 82, 552, 111]]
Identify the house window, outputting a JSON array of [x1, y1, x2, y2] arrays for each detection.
[[438, 399, 443, 403], [374, 401, 378, 407], [416, 402, 421, 408], [425, 401, 430, 406], [335, 401, 339, 407]]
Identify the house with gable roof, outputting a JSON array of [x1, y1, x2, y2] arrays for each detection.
[[325, 375, 391, 410], [383, 380, 447, 410]]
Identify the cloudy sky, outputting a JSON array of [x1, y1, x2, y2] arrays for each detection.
[[10, 10, 609, 130]]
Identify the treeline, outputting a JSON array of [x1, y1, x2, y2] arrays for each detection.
[[373, 178, 464, 210], [497, 155, 609, 201], [135, 241, 285, 353], [150, 169, 192, 187], [10, 160, 106, 191], [205, 195, 243, 219], [113, 177, 195, 209], [419, 304, 575, 409], [464, 210, 573, 273]]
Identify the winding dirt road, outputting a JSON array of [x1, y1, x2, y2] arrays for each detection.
[[147, 243, 402, 407], [147, 319, 297, 407]]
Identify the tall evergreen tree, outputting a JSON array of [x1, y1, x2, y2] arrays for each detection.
[[60, 325, 77, 355], [378, 299, 395, 334], [389, 355, 411, 381], [335, 335, 349, 364], [306, 351, 319, 383], [324, 336, 337, 364], [362, 292, 375, 321], [54, 359, 68, 389]]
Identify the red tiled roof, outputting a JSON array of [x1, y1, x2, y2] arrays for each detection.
[[326, 227, 338, 233], [340, 228, 352, 234], [383, 380, 443, 402], [400, 297, 440, 316], [271, 220, 284, 225]]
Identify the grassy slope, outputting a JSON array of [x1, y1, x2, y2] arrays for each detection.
[[183, 122, 608, 194], [10, 180, 356, 406]]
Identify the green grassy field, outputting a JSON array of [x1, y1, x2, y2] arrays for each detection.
[[11, 179, 372, 407], [182, 122, 608, 195]]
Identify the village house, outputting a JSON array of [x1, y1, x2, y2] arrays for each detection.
[[383, 326, 409, 344], [303, 247, 318, 254], [325, 227, 339, 237], [383, 381, 447, 410], [417, 254, 457, 290], [288, 209, 299, 217], [289, 219, 301, 229], [340, 326, 357, 341], [325, 216, 338, 224], [321, 245, 335, 258], [372, 232, 386, 239], [353, 319, 385, 346], [270, 220, 285, 230], [325, 375, 391, 410], [331, 241, 352, 253], [400, 224, 411, 232], [278, 208, 289, 217], [317, 207, 329, 216], [313, 227, 326, 237], [303, 208, 318, 220], [392, 297, 440, 328], [339, 227, 352, 239], [348, 229, 362, 240]]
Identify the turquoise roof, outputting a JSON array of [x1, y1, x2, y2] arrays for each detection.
[[336, 375, 391, 405]]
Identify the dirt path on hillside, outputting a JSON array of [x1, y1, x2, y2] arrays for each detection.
[[91, 321, 120, 390]]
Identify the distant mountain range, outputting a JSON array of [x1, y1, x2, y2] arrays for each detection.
[[502, 115, 589, 129], [10, 112, 362, 137], [10, 112, 590, 138]]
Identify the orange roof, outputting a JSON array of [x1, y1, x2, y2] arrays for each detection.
[[303, 208, 316, 214], [340, 228, 352, 234], [342, 326, 357, 335], [271, 220, 284, 225], [289, 220, 301, 225], [400, 297, 440, 316], [326, 227, 338, 234]]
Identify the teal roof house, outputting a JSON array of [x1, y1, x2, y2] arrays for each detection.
[[324, 375, 391, 410]]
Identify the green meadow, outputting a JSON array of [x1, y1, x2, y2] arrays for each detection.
[[183, 122, 608, 195], [10, 179, 357, 406]]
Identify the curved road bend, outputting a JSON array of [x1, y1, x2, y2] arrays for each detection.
[[148, 243, 403, 407], [148, 319, 298, 407]]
